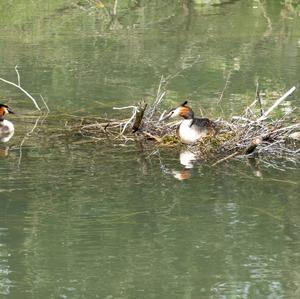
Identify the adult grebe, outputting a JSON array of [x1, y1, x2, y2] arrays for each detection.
[[0, 104, 14, 142], [161, 101, 215, 144]]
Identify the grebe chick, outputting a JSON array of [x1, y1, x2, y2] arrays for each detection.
[[161, 101, 215, 144], [0, 104, 15, 143]]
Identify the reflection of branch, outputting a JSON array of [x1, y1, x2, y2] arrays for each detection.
[[165, 54, 201, 86], [258, 0, 273, 38], [40, 95, 50, 113], [217, 71, 231, 104], [18, 116, 41, 167], [113, 0, 118, 16], [146, 54, 202, 120], [15, 65, 21, 86], [0, 66, 42, 111]]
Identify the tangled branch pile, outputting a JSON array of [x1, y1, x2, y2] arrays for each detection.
[[75, 84, 300, 161]]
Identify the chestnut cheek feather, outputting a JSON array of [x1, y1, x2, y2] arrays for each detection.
[[0, 107, 5, 117], [179, 107, 189, 118]]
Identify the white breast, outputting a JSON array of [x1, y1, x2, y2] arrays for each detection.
[[178, 119, 202, 144], [0, 120, 15, 142]]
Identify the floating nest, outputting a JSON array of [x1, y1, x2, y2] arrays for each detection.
[[1, 67, 299, 166], [73, 86, 300, 165]]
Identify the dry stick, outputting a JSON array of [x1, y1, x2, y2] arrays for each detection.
[[257, 86, 296, 121], [150, 91, 166, 120], [270, 123, 300, 135], [142, 131, 162, 143], [243, 81, 262, 117], [147, 76, 166, 120], [113, 106, 138, 135], [132, 103, 147, 132], [255, 81, 264, 117], [257, 92, 264, 116], [212, 151, 239, 167], [0, 67, 42, 111], [244, 99, 258, 117], [244, 137, 263, 155], [113, 105, 137, 110]]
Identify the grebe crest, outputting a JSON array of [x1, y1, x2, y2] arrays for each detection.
[[163, 101, 194, 120]]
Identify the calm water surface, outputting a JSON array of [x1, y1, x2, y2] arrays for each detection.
[[1, 1, 300, 298]]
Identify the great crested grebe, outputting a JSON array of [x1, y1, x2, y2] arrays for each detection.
[[161, 101, 215, 144], [0, 104, 15, 142]]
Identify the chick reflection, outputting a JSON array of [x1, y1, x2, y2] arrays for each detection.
[[172, 150, 197, 181]]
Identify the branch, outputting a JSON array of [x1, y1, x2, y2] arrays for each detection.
[[257, 86, 296, 121], [0, 67, 42, 111], [212, 151, 239, 167]]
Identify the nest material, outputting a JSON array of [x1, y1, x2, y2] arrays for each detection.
[[75, 86, 300, 163]]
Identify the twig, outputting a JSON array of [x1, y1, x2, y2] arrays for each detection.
[[244, 99, 258, 117], [212, 151, 239, 167], [256, 81, 264, 116], [0, 66, 42, 111], [142, 131, 162, 143], [146, 75, 166, 120], [270, 123, 300, 135], [113, 106, 137, 110], [117, 108, 138, 135], [113, 105, 139, 135]]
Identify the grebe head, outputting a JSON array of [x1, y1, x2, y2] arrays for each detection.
[[0, 104, 14, 120], [161, 101, 194, 121]]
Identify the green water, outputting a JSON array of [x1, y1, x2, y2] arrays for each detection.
[[1, 1, 300, 298]]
